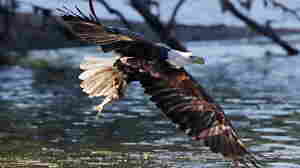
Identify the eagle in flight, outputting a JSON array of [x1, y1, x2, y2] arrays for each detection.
[[60, 0, 261, 167]]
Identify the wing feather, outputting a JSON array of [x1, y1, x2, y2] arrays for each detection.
[[60, 7, 155, 53], [138, 70, 261, 167]]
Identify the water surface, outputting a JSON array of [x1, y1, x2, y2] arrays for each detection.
[[1, 36, 300, 167]]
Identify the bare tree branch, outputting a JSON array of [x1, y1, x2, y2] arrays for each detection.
[[146, 0, 160, 17], [269, 0, 300, 22], [93, 0, 133, 30], [0, 0, 18, 41], [167, 0, 187, 30], [237, 0, 253, 11], [129, 0, 187, 51], [222, 0, 299, 56]]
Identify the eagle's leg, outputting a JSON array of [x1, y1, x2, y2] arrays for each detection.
[[95, 96, 115, 117], [95, 78, 124, 117]]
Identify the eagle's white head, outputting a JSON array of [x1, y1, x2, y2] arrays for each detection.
[[166, 49, 205, 68]]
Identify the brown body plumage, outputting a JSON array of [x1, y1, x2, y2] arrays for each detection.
[[60, 1, 261, 167]]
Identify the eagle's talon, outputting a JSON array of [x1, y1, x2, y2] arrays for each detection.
[[94, 105, 104, 118], [95, 105, 104, 112]]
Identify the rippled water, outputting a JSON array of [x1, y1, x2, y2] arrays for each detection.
[[1, 37, 300, 167]]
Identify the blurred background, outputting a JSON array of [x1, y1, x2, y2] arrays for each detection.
[[1, 0, 300, 167]]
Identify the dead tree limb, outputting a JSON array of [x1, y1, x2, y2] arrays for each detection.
[[130, 0, 187, 51], [145, 0, 160, 17], [167, 0, 187, 31], [268, 0, 300, 21], [93, 0, 133, 30], [222, 0, 299, 56], [0, 0, 18, 41], [237, 0, 253, 11]]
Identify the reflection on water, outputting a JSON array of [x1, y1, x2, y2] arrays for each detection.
[[1, 37, 300, 167]]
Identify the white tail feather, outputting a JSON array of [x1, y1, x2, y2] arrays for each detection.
[[79, 68, 106, 80], [80, 56, 117, 70], [84, 74, 112, 94], [80, 67, 112, 89], [79, 56, 127, 115], [90, 78, 113, 97]]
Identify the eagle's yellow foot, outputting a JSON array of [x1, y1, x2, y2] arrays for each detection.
[[95, 107, 103, 119], [95, 105, 104, 115], [94, 96, 115, 118]]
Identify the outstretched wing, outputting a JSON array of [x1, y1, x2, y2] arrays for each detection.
[[138, 68, 260, 167], [60, 3, 154, 53]]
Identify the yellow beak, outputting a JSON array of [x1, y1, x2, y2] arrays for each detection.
[[192, 56, 205, 64]]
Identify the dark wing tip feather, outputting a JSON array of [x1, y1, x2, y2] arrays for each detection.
[[57, 4, 105, 41], [58, 5, 101, 24], [58, 0, 100, 24], [204, 132, 262, 167], [59, 5, 151, 52]]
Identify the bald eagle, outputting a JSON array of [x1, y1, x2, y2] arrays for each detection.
[[61, 1, 261, 167]]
